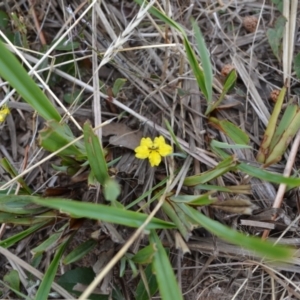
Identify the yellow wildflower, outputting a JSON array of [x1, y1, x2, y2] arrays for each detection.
[[0, 105, 10, 123], [135, 136, 173, 167]]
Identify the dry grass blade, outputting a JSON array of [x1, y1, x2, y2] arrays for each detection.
[[1, 1, 300, 299]]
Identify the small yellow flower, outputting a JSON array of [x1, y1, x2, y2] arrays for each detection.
[[135, 136, 173, 167], [0, 105, 10, 123]]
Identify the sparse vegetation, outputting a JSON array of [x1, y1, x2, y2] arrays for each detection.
[[0, 1, 300, 299]]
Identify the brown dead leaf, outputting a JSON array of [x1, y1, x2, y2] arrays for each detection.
[[102, 122, 143, 150]]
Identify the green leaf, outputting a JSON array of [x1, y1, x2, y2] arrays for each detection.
[[0, 158, 31, 194], [32, 224, 67, 254], [181, 205, 292, 260], [83, 122, 109, 185], [35, 238, 70, 300], [150, 231, 183, 300], [191, 18, 212, 103], [170, 193, 216, 205], [210, 140, 252, 149], [238, 162, 300, 187], [0, 40, 61, 121], [209, 117, 249, 145], [0, 195, 46, 214], [112, 78, 127, 96], [39, 120, 86, 158], [136, 264, 158, 300], [184, 156, 237, 186], [57, 267, 95, 291], [256, 86, 286, 163], [63, 239, 97, 265], [206, 68, 237, 114], [0, 221, 50, 248], [271, 0, 283, 12], [52, 38, 80, 51], [134, 0, 210, 103], [104, 177, 121, 202], [266, 16, 286, 62], [31, 198, 175, 230], [132, 245, 156, 265], [4, 270, 20, 292], [162, 200, 191, 240], [63, 90, 83, 104], [294, 52, 300, 79]]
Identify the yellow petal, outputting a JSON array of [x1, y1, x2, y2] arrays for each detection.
[[135, 145, 150, 159], [153, 136, 165, 148], [148, 151, 161, 167], [140, 137, 153, 148], [158, 144, 173, 156]]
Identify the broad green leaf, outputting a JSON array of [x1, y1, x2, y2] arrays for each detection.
[[0, 195, 46, 215], [132, 245, 156, 265], [0, 40, 61, 121], [4, 270, 20, 293], [211, 140, 252, 149], [294, 53, 300, 79], [0, 211, 55, 225], [180, 205, 292, 260], [209, 117, 249, 145], [136, 264, 158, 300], [39, 120, 86, 158], [271, 0, 283, 13], [240, 162, 300, 187], [104, 177, 121, 202], [170, 193, 216, 205], [63, 239, 97, 265], [83, 122, 109, 185], [31, 198, 175, 229], [266, 16, 286, 62], [32, 224, 67, 254], [184, 156, 237, 186], [35, 238, 70, 300], [57, 267, 95, 291], [150, 231, 183, 300], [112, 78, 127, 96]]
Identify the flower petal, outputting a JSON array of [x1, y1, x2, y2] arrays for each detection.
[[148, 151, 161, 167], [135, 145, 150, 159], [153, 136, 165, 148], [140, 137, 153, 148], [158, 144, 173, 156]]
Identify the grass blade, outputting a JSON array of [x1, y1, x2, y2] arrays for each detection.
[[83, 122, 109, 185], [0, 40, 61, 121], [181, 205, 292, 260], [35, 238, 70, 300], [192, 18, 212, 103], [31, 198, 175, 229], [150, 230, 183, 300]]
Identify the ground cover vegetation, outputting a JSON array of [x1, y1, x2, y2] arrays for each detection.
[[0, 0, 300, 299]]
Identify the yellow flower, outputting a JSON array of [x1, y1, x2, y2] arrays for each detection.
[[135, 136, 173, 167], [0, 105, 10, 123]]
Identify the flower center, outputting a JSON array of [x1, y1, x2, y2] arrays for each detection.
[[149, 145, 158, 151]]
